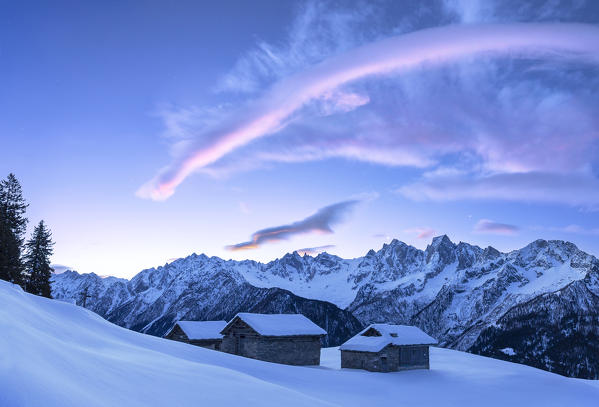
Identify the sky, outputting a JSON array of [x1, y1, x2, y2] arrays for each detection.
[[1, 0, 599, 278]]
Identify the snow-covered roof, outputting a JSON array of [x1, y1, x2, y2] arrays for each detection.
[[223, 313, 327, 337], [174, 320, 227, 340], [339, 324, 437, 352]]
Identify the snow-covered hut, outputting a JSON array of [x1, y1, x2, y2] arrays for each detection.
[[164, 320, 227, 350], [340, 324, 437, 372], [220, 313, 327, 365]]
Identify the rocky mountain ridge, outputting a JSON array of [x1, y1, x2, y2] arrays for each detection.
[[51, 236, 599, 378]]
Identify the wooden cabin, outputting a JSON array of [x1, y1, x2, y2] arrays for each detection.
[[220, 313, 326, 365], [164, 320, 227, 350], [340, 324, 437, 372]]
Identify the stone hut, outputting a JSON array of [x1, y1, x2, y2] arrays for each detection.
[[340, 324, 437, 372], [220, 313, 326, 365], [164, 320, 227, 350]]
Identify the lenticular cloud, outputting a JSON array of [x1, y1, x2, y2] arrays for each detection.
[[226, 200, 357, 251], [138, 22, 599, 201]]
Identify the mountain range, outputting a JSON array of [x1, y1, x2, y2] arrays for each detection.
[[51, 235, 599, 378]]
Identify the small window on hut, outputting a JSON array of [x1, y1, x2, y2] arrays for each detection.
[[390, 333, 398, 338], [361, 327, 382, 337]]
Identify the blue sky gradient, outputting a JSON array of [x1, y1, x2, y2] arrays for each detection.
[[2, 0, 599, 277]]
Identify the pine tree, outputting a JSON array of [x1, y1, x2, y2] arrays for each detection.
[[0, 205, 23, 284], [0, 173, 29, 245], [24, 220, 54, 298], [0, 174, 27, 284], [0, 173, 28, 285]]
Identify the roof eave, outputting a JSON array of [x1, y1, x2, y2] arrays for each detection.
[[261, 333, 326, 338], [163, 324, 179, 339]]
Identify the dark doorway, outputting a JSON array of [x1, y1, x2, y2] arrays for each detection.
[[381, 356, 388, 372], [239, 335, 245, 354], [400, 347, 411, 365]]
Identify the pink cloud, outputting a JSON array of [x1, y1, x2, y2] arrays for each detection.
[[473, 219, 519, 236], [405, 227, 436, 239], [317, 90, 370, 115], [138, 23, 599, 200]]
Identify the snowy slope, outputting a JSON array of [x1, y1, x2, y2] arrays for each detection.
[[1, 280, 598, 407]]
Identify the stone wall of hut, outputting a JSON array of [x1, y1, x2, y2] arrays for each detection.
[[341, 345, 400, 372], [221, 335, 321, 365], [341, 345, 430, 372], [164, 325, 188, 342], [398, 345, 430, 370], [220, 319, 321, 365]]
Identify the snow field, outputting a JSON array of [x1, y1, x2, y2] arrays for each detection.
[[1, 280, 598, 407]]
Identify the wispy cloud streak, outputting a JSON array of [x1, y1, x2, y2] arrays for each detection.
[[296, 245, 336, 256], [533, 224, 599, 236], [398, 172, 599, 208], [474, 219, 519, 235], [138, 23, 599, 200], [226, 200, 358, 251]]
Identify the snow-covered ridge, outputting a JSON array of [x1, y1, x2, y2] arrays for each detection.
[[54, 236, 597, 310], [4, 280, 599, 406], [51, 235, 598, 332]]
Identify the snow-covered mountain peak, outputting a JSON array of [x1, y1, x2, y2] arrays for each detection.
[[454, 242, 483, 270], [409, 236, 457, 282], [364, 248, 377, 257], [509, 239, 592, 272], [426, 235, 456, 254], [313, 251, 344, 267], [482, 245, 501, 260], [516, 239, 579, 257], [430, 234, 454, 247], [262, 251, 311, 280], [380, 238, 415, 253]]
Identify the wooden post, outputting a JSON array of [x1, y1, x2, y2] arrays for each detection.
[[80, 287, 91, 308]]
